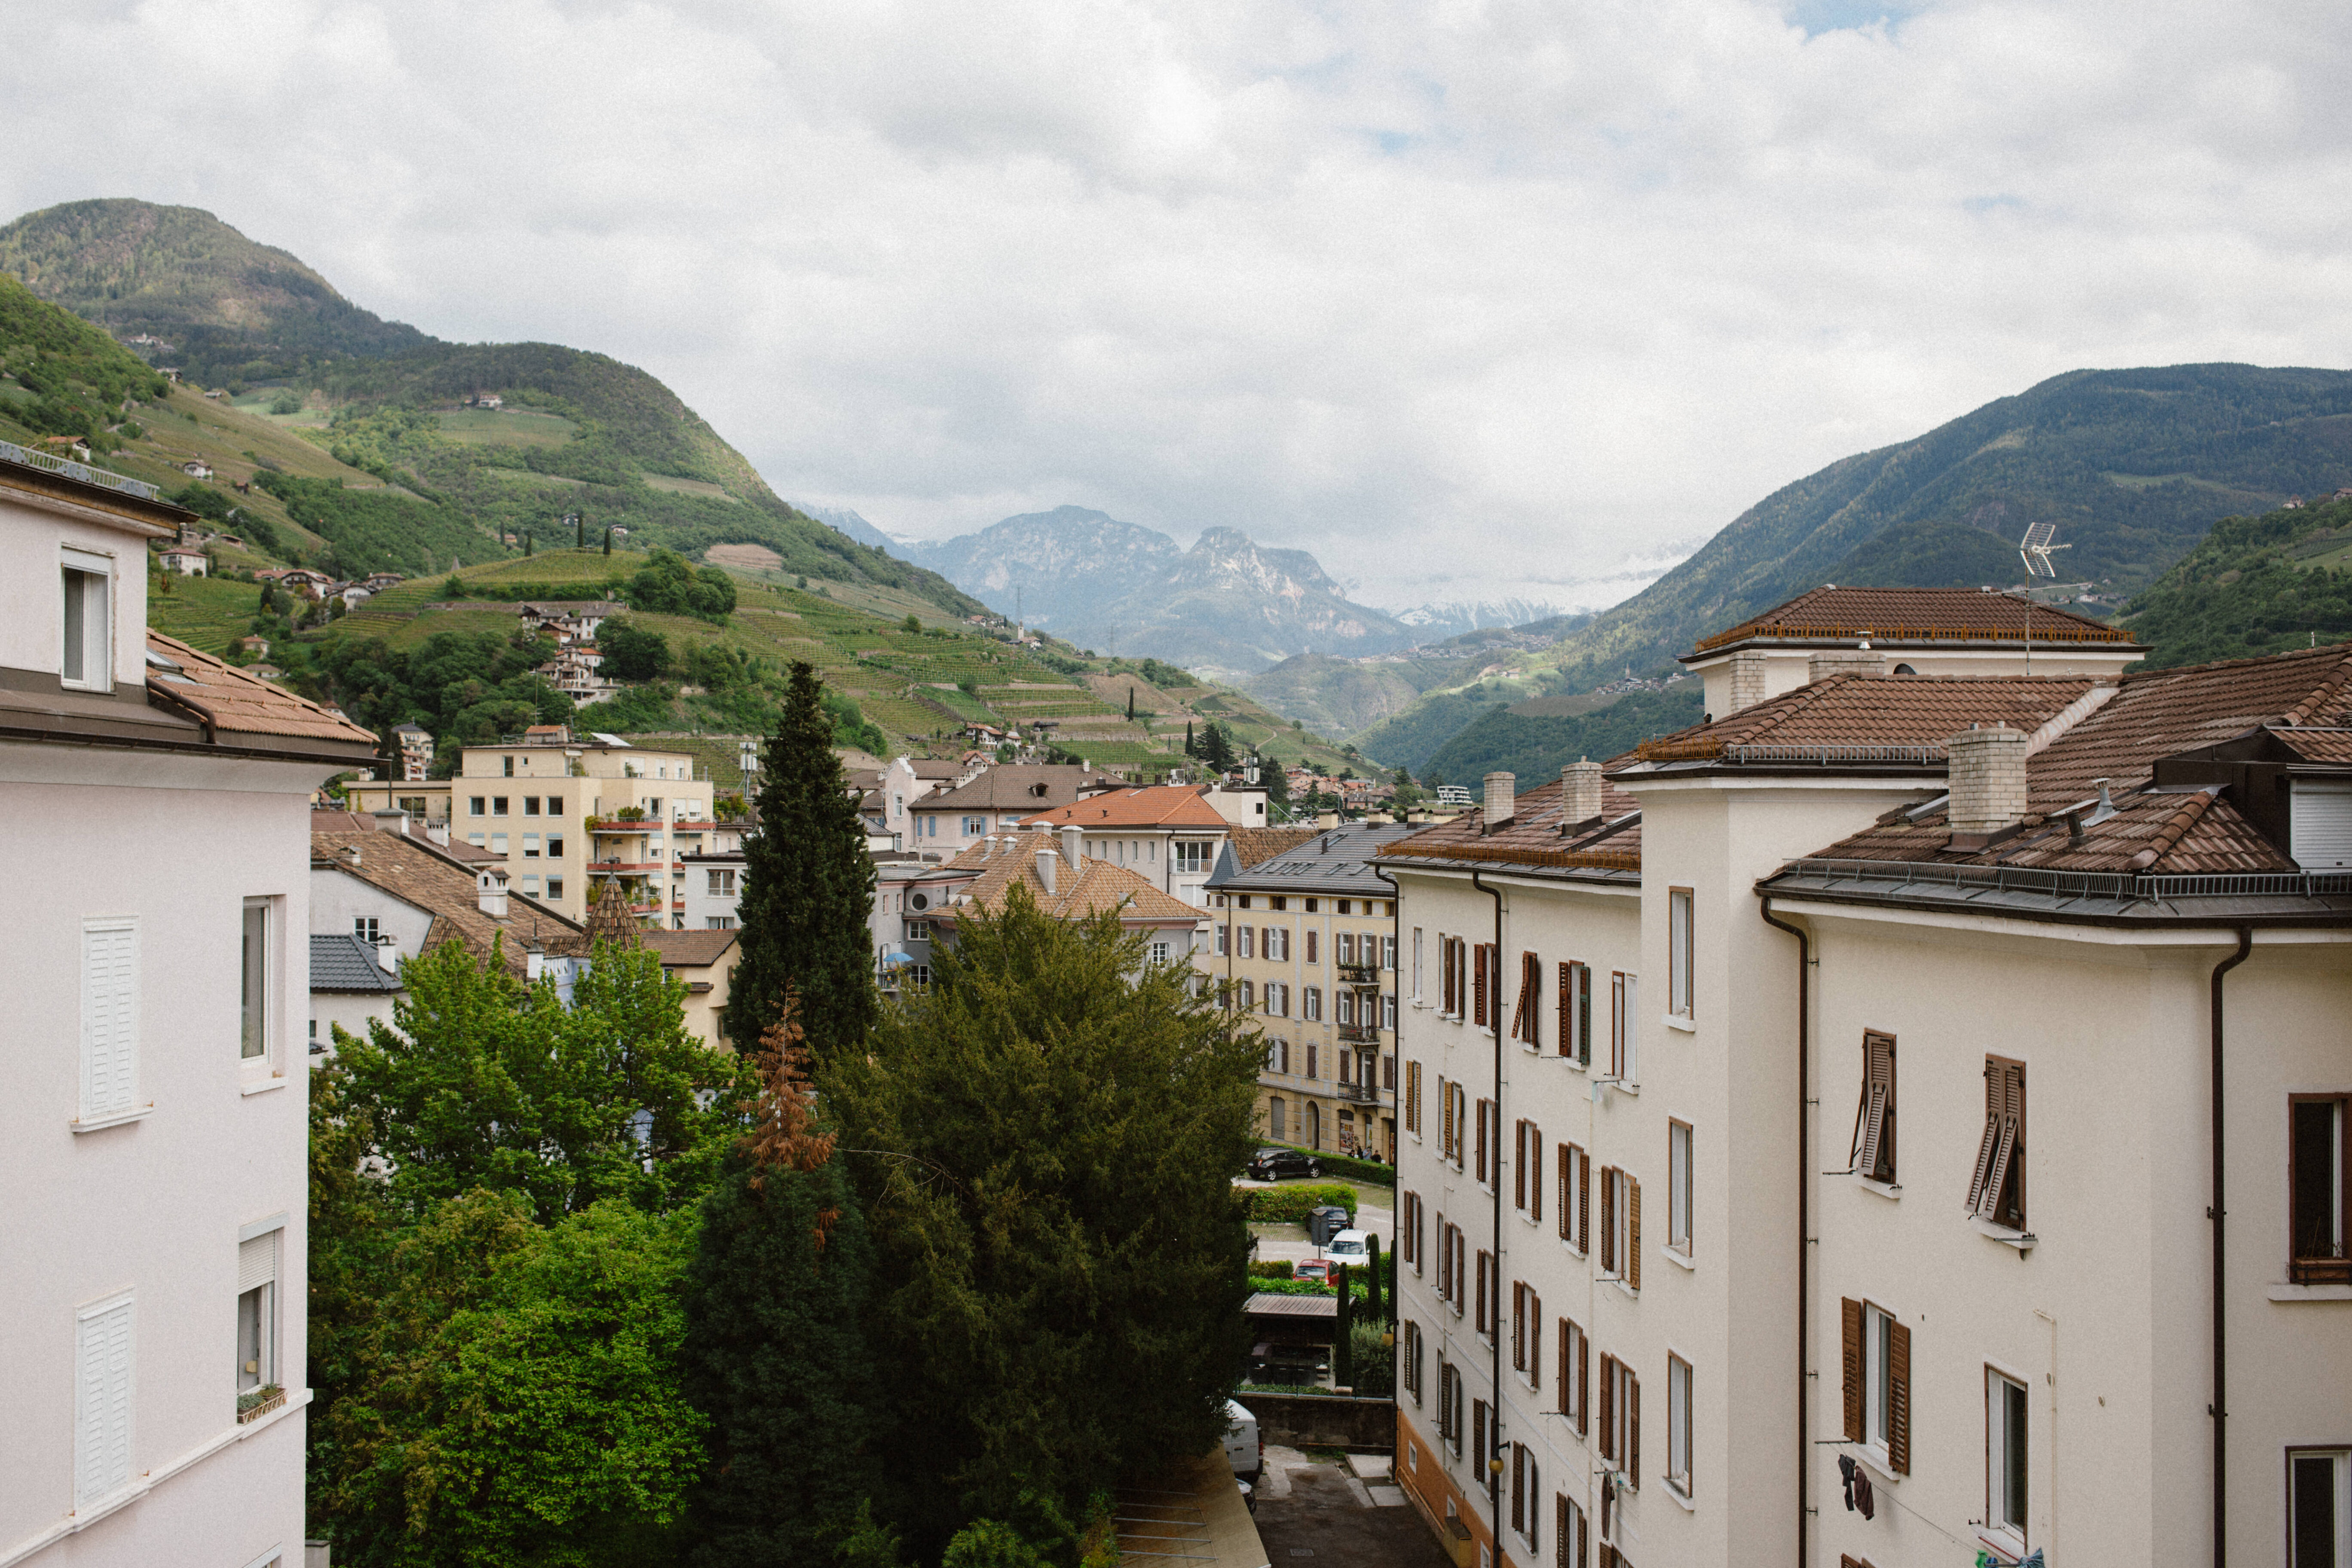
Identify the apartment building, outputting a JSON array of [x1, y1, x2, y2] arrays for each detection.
[[643, 930, 739, 1050], [1021, 784, 1236, 907], [932, 828, 1207, 963], [1386, 643, 2352, 1568], [0, 450, 378, 1567], [1201, 822, 1416, 1158], [907, 763, 1120, 855], [448, 731, 716, 927]]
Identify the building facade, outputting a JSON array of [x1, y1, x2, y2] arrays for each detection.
[[0, 453, 377, 1568], [1020, 784, 1235, 907], [907, 763, 1120, 857]]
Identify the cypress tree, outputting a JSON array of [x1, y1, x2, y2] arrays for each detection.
[[1333, 1262, 1353, 1389], [603, 527, 613, 556], [723, 661, 879, 1061], [684, 1002, 882, 1566]]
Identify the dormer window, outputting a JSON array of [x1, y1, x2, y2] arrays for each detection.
[[61, 551, 111, 692]]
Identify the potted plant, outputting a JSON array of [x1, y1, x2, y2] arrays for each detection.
[[236, 1383, 286, 1424]]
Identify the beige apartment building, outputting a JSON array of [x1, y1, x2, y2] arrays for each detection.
[[1201, 823, 1417, 1159], [1386, 625, 2352, 1568]]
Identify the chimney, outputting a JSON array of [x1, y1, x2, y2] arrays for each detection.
[[374, 933, 400, 974], [526, 943, 545, 983], [1038, 839, 1058, 896], [370, 808, 410, 836], [477, 869, 510, 919], [1316, 811, 1339, 829], [1059, 824, 1084, 873], [426, 821, 450, 847], [1808, 649, 1884, 683], [1483, 771, 1515, 831], [1726, 650, 1770, 714], [1945, 725, 2027, 838], [1560, 759, 1603, 830]]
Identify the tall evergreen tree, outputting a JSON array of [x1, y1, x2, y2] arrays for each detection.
[[1198, 722, 1235, 774], [723, 660, 879, 1060], [684, 1003, 881, 1567]]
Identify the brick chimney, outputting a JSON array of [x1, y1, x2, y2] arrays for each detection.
[[1808, 649, 1884, 683], [1945, 725, 2027, 839], [1726, 651, 1769, 714], [1560, 759, 1603, 830], [1484, 772, 1515, 831]]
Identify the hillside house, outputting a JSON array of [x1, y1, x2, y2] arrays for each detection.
[[179, 459, 212, 479], [394, 722, 434, 783], [1387, 630, 2352, 1568], [0, 447, 378, 1565], [157, 543, 208, 576]]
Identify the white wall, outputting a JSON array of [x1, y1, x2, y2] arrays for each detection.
[[0, 508, 153, 692]]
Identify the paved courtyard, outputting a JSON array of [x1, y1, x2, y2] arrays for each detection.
[[1251, 1446, 1452, 1568], [1243, 1176, 1394, 1270]]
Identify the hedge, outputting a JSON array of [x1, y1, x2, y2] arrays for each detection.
[[1246, 1183, 1359, 1224], [1261, 1143, 1396, 1187], [1248, 1260, 1295, 1280]]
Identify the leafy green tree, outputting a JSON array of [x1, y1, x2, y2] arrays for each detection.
[[723, 662, 879, 1063], [1262, 758, 1290, 811], [317, 1191, 707, 1568], [331, 937, 749, 1224], [624, 547, 738, 621], [600, 616, 674, 682], [824, 890, 1261, 1551], [683, 1005, 882, 1567], [902, 614, 922, 633]]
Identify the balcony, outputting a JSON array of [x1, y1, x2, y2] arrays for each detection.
[[1336, 1081, 1382, 1104], [588, 859, 667, 873], [1337, 962, 1380, 986], [1337, 1021, 1381, 1044]]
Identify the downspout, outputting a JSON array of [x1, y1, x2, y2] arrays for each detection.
[[1471, 869, 1506, 1533], [2210, 926, 2254, 1568], [1374, 862, 1402, 1161], [1759, 894, 1811, 1568]]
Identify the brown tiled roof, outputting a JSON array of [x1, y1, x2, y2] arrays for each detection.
[[311, 826, 587, 975], [585, 879, 645, 949], [644, 929, 739, 968], [1690, 586, 2135, 655], [1378, 774, 1646, 874], [2273, 727, 2352, 764], [309, 810, 500, 861], [918, 764, 1116, 812], [1228, 827, 1320, 869], [947, 834, 1201, 923], [1022, 785, 1230, 829], [147, 632, 378, 753], [1811, 787, 2294, 875], [1638, 674, 2097, 763]]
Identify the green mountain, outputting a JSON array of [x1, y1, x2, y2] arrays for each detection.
[[2122, 493, 2352, 669], [0, 199, 980, 613], [1422, 685, 1705, 787], [1353, 362, 2352, 772]]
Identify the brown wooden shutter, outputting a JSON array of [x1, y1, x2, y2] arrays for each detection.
[[1531, 1134, 1544, 1223], [1577, 1325, 1589, 1434], [1577, 963, 1592, 1065], [1512, 1282, 1525, 1370], [1474, 943, 1489, 1026], [1476, 1100, 1489, 1183], [1441, 1075, 1454, 1156], [1628, 1176, 1642, 1290], [1855, 1031, 1896, 1180], [1599, 1170, 1616, 1274], [1557, 1145, 1571, 1240], [1599, 1354, 1616, 1461], [1558, 961, 1572, 1056], [1558, 1320, 1572, 1415], [1530, 1292, 1542, 1385], [1887, 1320, 1912, 1474], [1516, 1119, 1528, 1209], [1511, 1442, 1524, 1533], [1840, 1297, 1864, 1441], [1967, 1056, 2003, 1213], [1628, 1374, 1641, 1489], [1579, 1149, 1591, 1253]]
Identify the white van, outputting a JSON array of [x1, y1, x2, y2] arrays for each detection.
[[1325, 1228, 1371, 1263], [1223, 1397, 1262, 1487]]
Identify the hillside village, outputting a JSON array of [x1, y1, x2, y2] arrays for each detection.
[[6, 191, 2352, 1568]]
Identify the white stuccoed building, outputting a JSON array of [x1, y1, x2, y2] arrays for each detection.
[[0, 450, 379, 1567]]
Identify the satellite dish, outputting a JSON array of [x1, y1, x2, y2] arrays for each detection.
[[2018, 522, 2070, 580]]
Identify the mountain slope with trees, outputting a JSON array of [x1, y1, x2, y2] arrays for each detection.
[[2122, 493, 2352, 669]]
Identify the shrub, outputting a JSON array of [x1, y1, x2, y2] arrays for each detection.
[[1246, 1183, 1357, 1224], [1246, 1259, 1294, 1280], [1347, 1320, 1394, 1397]]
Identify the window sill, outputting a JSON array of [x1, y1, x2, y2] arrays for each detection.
[[1663, 1014, 1696, 1034], [1970, 1217, 2036, 1252], [1855, 1176, 1902, 1201], [1663, 1479, 1696, 1511], [239, 1074, 289, 1096], [1589, 1077, 1638, 1099], [1663, 1246, 1695, 1272], [2267, 1282, 2352, 1302], [71, 1103, 155, 1133], [1854, 1448, 1901, 1487]]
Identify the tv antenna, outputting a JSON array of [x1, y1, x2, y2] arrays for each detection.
[[2018, 522, 2070, 580]]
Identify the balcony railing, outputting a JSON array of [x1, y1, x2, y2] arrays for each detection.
[[1336, 1081, 1382, 1104], [1336, 962, 1379, 985], [0, 438, 161, 500], [1337, 1021, 1381, 1044]]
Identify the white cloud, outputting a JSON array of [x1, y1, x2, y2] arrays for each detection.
[[6, 0, 2352, 612]]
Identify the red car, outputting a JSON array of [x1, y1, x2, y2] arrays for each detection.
[[1294, 1259, 1332, 1283]]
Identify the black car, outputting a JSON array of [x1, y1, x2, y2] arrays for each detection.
[[1246, 1147, 1322, 1181]]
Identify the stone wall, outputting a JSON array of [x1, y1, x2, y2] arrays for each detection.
[[1237, 1390, 1397, 1450]]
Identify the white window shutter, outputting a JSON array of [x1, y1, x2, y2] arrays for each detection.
[[239, 1234, 277, 1293], [75, 1295, 135, 1507], [82, 922, 139, 1120]]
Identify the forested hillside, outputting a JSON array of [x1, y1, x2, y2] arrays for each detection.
[[2122, 494, 2352, 669]]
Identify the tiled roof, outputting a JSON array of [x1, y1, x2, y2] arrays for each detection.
[[1810, 787, 2294, 875], [309, 933, 402, 992], [1378, 775, 1646, 876], [949, 834, 1202, 923], [917, 764, 1116, 812], [1228, 827, 1320, 869], [1638, 674, 2097, 764], [147, 632, 378, 753], [1210, 821, 1428, 895], [1690, 586, 2136, 655], [312, 826, 587, 977], [644, 929, 739, 968], [2274, 727, 2352, 764], [309, 810, 500, 860], [1022, 784, 1230, 829]]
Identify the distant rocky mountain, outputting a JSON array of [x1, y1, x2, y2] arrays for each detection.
[[803, 504, 909, 557], [911, 505, 1420, 673], [1389, 599, 1570, 642]]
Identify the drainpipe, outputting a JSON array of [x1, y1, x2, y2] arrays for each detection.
[[1759, 894, 1811, 1568], [1374, 862, 1403, 1161], [2210, 926, 2253, 1568], [1471, 869, 1506, 1531]]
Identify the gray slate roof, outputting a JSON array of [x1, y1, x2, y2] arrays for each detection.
[[310, 933, 402, 992], [1205, 821, 1424, 897]]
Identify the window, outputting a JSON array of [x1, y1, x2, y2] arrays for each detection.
[[1668, 1121, 1693, 1256], [502, 754, 514, 776], [963, 816, 984, 835], [1599, 1167, 1640, 1288], [1239, 980, 1255, 1010], [240, 901, 271, 1062], [904, 919, 932, 942], [1306, 929, 1320, 964], [1148, 940, 1171, 965], [1559, 1142, 1590, 1253], [493, 796, 509, 816], [1413, 927, 1424, 998], [353, 916, 380, 943], [704, 916, 736, 930], [1238, 926, 1255, 960], [1559, 1317, 1589, 1433], [1556, 1495, 1589, 1568], [1274, 1038, 1291, 1073], [546, 877, 564, 900], [546, 833, 564, 859], [1266, 926, 1290, 961], [1852, 1031, 1897, 1185], [1269, 1096, 1286, 1139], [1475, 1250, 1494, 1338], [1476, 1098, 1493, 1185], [237, 1228, 278, 1397], [1336, 992, 1356, 1027], [521, 874, 541, 894], [1985, 1369, 2028, 1541], [470, 832, 486, 847], [1511, 1282, 1542, 1385], [1840, 1301, 1911, 1470], [524, 796, 541, 816], [1305, 1041, 1317, 1078], [1513, 949, 1541, 1046], [1268, 983, 1289, 1018], [1666, 1354, 1692, 1496], [1473, 941, 1492, 1027], [1175, 841, 1214, 874], [1337, 931, 1355, 965], [1384, 994, 1398, 1031], [2291, 1450, 2350, 1568], [2291, 1095, 2349, 1284], [548, 795, 564, 816], [491, 833, 509, 855], [61, 555, 112, 690], [1610, 972, 1638, 1080], [1439, 1361, 1464, 1453], [1215, 924, 1230, 957], [1513, 1442, 1540, 1548], [1402, 1191, 1423, 1272], [707, 868, 738, 897], [1304, 986, 1322, 1022], [523, 833, 541, 858], [75, 1292, 135, 1507], [1403, 1319, 1424, 1404], [469, 796, 486, 817], [1667, 888, 1693, 1020], [1382, 934, 1396, 970], [1599, 1354, 1638, 1486], [1406, 1060, 1422, 1134], [1968, 1056, 2027, 1229]]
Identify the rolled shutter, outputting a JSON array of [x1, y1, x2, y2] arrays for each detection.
[[1599, 1354, 1616, 1461], [1888, 1320, 1912, 1474], [1841, 1297, 1864, 1441], [239, 1232, 276, 1293], [1628, 1176, 1642, 1290]]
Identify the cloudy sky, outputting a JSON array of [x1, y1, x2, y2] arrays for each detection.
[[7, 0, 2352, 612]]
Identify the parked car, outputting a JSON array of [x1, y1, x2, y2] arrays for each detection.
[[1247, 1147, 1322, 1181], [1223, 1398, 1262, 1488], [1293, 1258, 1332, 1283], [1325, 1228, 1371, 1263]]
